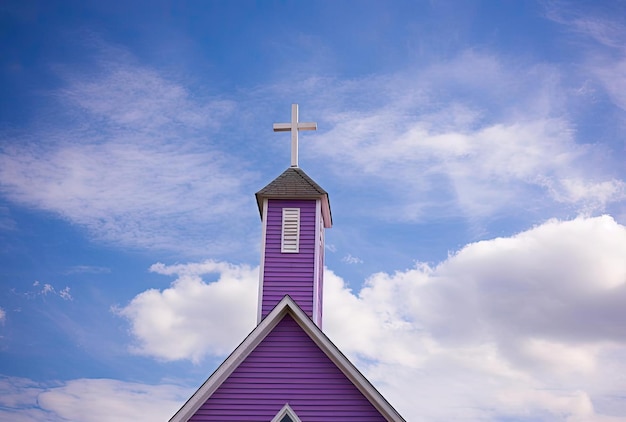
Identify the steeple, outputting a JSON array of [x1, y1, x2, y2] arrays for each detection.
[[256, 105, 332, 327], [170, 105, 405, 422]]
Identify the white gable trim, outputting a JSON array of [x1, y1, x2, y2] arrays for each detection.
[[257, 199, 269, 324], [312, 199, 322, 327], [169, 296, 405, 422], [321, 195, 332, 228], [270, 403, 302, 422]]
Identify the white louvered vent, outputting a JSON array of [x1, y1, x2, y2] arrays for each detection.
[[281, 208, 300, 253]]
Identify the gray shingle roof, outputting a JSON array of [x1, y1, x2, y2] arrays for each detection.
[[255, 167, 332, 227]]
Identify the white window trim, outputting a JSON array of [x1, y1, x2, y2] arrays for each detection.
[[281, 208, 300, 253], [270, 403, 302, 422]]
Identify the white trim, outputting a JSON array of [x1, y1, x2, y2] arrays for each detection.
[[169, 296, 405, 422], [170, 298, 289, 422], [270, 403, 302, 422], [257, 199, 269, 324], [321, 196, 332, 228], [312, 199, 321, 327], [281, 208, 300, 253]]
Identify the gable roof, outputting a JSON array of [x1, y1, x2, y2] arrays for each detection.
[[255, 167, 332, 228], [169, 296, 404, 422]]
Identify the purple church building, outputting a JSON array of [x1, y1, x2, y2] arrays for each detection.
[[170, 105, 405, 422]]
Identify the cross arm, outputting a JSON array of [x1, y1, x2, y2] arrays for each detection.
[[298, 122, 317, 131], [273, 123, 292, 132]]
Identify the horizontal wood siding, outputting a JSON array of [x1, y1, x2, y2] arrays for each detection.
[[262, 200, 317, 319], [190, 315, 386, 421]]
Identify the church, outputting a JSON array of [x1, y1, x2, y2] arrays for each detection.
[[169, 105, 405, 422]]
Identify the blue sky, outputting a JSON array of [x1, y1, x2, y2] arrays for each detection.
[[1, 1, 626, 420]]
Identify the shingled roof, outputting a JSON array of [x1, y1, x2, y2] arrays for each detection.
[[255, 167, 332, 228]]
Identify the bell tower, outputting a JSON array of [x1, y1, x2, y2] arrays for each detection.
[[255, 105, 332, 327]]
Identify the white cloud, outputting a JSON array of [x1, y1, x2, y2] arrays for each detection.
[[544, 3, 626, 115], [0, 307, 5, 324], [543, 2, 626, 51], [23, 282, 73, 301], [3, 41, 624, 253], [0, 377, 48, 422], [59, 287, 73, 301], [341, 253, 363, 264], [322, 215, 626, 421], [0, 377, 191, 422], [116, 260, 258, 363], [306, 51, 625, 221], [116, 215, 626, 420], [0, 48, 255, 256], [64, 266, 111, 275], [41, 284, 54, 295]]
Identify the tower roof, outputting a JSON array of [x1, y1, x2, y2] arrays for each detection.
[[255, 167, 332, 227]]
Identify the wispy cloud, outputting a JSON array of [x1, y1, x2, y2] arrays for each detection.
[[58, 287, 72, 301], [0, 46, 256, 256], [25, 281, 72, 301], [0, 206, 16, 231], [2, 37, 624, 255], [341, 254, 363, 264], [543, 2, 626, 114], [0, 377, 191, 422], [63, 265, 111, 275], [543, 1, 626, 50], [304, 51, 625, 221]]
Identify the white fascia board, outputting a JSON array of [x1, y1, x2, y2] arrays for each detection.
[[257, 199, 268, 325], [285, 299, 406, 422], [321, 196, 332, 228], [169, 292, 289, 421], [312, 199, 321, 327]]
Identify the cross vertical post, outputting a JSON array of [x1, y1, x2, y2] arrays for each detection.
[[273, 104, 317, 167]]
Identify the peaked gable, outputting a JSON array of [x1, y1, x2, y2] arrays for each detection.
[[270, 404, 302, 422], [170, 297, 404, 422]]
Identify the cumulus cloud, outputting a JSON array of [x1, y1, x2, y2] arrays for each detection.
[[0, 377, 191, 422], [117, 215, 626, 420], [323, 215, 626, 421], [116, 260, 258, 362], [0, 307, 5, 324]]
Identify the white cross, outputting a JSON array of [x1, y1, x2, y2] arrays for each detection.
[[273, 104, 317, 167]]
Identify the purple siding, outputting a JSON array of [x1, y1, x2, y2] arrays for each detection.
[[262, 200, 317, 319], [190, 315, 387, 421]]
